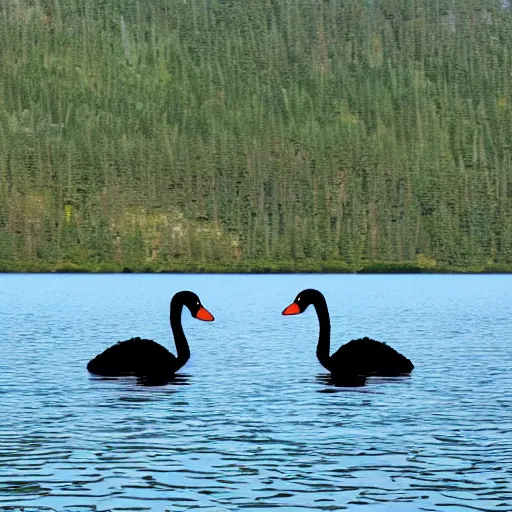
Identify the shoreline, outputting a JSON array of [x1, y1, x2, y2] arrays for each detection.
[[1, 260, 512, 274]]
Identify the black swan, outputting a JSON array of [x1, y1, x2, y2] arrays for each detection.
[[87, 291, 214, 379], [282, 289, 413, 385]]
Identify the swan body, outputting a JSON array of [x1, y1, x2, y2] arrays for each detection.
[[329, 336, 414, 376], [87, 337, 180, 376], [87, 291, 214, 378], [282, 289, 413, 384]]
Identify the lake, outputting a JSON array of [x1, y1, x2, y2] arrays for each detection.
[[0, 274, 511, 511]]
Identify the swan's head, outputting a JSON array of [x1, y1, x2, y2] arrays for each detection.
[[174, 291, 215, 321], [282, 288, 323, 315]]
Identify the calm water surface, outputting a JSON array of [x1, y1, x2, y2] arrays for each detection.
[[0, 274, 511, 511]]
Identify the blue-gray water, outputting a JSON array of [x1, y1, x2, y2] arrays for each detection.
[[0, 274, 511, 511]]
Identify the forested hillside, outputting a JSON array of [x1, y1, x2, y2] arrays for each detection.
[[1, 0, 512, 272]]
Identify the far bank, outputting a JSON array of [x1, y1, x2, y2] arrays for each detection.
[[1, 260, 512, 274]]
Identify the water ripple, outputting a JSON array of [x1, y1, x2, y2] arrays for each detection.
[[0, 274, 511, 511]]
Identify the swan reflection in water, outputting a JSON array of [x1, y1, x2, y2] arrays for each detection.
[[88, 372, 192, 387], [316, 373, 367, 388], [315, 373, 413, 392], [137, 372, 191, 387]]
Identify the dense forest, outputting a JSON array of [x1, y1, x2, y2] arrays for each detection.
[[1, 0, 512, 272]]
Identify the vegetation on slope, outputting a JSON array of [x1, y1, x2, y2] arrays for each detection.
[[1, 0, 512, 272]]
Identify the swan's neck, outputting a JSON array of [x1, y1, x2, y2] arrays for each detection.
[[170, 300, 190, 368], [313, 297, 331, 370]]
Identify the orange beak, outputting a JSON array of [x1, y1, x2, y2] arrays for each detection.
[[196, 306, 214, 321], [282, 302, 300, 315]]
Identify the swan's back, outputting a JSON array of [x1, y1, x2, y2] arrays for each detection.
[[87, 337, 177, 376], [331, 337, 414, 376]]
